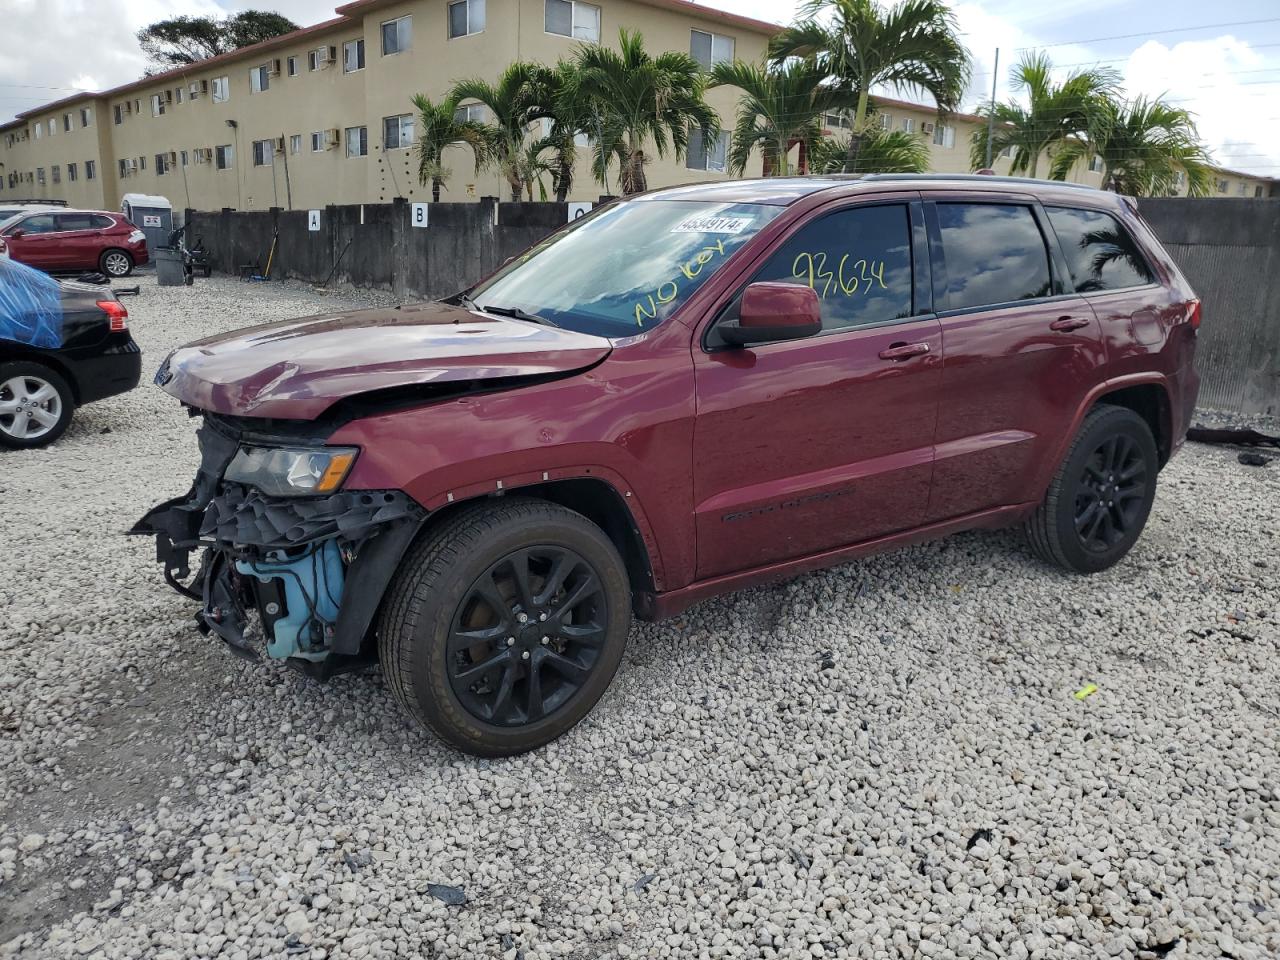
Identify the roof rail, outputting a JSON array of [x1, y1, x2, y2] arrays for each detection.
[[860, 173, 1099, 191], [6, 198, 70, 206]]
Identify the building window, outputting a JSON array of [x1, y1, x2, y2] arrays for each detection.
[[68, 162, 78, 182], [155, 153, 170, 175], [1000, 145, 1014, 159], [1255, 185, 1264, 198], [287, 55, 299, 76], [85, 160, 96, 180], [215, 144, 234, 169], [383, 114, 415, 149], [81, 107, 92, 127], [250, 65, 270, 92], [454, 103, 486, 123], [63, 114, 71, 132], [51, 165, 61, 184], [212, 76, 230, 103], [1238, 182, 1248, 197], [175, 87, 183, 104], [252, 139, 274, 166], [151, 94, 165, 117], [113, 104, 123, 125], [48, 119, 56, 136], [1216, 178, 1228, 194], [932, 123, 955, 148], [878, 113, 892, 130], [1088, 154, 1103, 173], [901, 117, 915, 133], [686, 128, 729, 172], [309, 46, 335, 70], [118, 159, 127, 178], [545, 0, 599, 41], [448, 0, 485, 38], [181, 150, 188, 167], [290, 134, 302, 155], [690, 29, 733, 70], [34, 124, 42, 140], [346, 126, 368, 158], [343, 38, 365, 72], [311, 131, 326, 152], [382, 16, 412, 54], [139, 155, 146, 170]]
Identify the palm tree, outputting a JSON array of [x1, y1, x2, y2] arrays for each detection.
[[1049, 95, 1211, 197], [570, 29, 718, 194], [709, 59, 857, 176], [533, 61, 593, 202], [410, 93, 489, 202], [809, 124, 930, 173], [970, 51, 1119, 178], [451, 62, 546, 201], [769, 0, 970, 172]]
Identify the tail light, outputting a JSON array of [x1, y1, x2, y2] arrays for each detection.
[[1188, 300, 1201, 330], [97, 299, 128, 332]]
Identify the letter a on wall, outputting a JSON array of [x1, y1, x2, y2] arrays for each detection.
[[308, 209, 321, 232]]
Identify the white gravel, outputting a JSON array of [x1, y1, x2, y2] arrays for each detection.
[[1, 273, 1278, 960]]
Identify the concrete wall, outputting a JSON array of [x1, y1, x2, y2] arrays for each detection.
[[1140, 197, 1280, 416], [186, 197, 579, 297]]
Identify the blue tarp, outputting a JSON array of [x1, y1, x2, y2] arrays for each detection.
[[0, 257, 64, 349]]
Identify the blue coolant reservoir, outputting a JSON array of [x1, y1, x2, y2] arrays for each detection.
[[235, 541, 345, 661]]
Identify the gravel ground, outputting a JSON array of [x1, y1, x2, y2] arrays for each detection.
[[1, 274, 1277, 960]]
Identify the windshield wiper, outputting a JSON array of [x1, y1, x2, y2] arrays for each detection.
[[478, 303, 560, 328]]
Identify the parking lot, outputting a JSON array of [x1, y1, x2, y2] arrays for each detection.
[[1, 274, 1277, 959]]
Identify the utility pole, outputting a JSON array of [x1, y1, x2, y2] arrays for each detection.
[[280, 132, 293, 209], [985, 47, 1000, 170]]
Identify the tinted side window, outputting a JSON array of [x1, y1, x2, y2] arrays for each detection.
[[1046, 206, 1155, 292], [17, 214, 58, 234], [91, 215, 116, 230], [56, 213, 97, 231], [751, 204, 914, 331], [936, 203, 1052, 310]]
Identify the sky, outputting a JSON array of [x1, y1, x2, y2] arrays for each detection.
[[2, 0, 1279, 176]]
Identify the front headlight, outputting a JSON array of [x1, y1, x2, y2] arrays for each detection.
[[224, 446, 358, 497]]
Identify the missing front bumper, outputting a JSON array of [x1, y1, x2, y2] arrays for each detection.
[[131, 420, 426, 669]]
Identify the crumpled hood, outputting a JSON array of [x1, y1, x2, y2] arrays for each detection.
[[158, 300, 612, 419]]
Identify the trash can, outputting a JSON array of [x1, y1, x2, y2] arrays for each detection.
[[154, 247, 186, 286]]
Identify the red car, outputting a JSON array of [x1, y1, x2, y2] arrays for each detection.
[[0, 209, 149, 278], [135, 175, 1200, 756]]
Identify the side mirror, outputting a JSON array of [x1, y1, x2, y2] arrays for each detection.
[[9, 229, 24, 240], [719, 282, 822, 347]]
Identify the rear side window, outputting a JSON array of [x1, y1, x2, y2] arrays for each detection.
[[750, 204, 914, 331], [92, 215, 116, 230], [1046, 206, 1155, 292], [936, 203, 1052, 310]]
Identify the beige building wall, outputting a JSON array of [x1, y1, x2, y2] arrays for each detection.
[[2, 0, 1273, 211]]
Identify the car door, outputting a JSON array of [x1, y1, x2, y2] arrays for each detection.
[[923, 194, 1106, 522], [52, 212, 102, 270], [691, 196, 943, 580], [4, 214, 61, 270]]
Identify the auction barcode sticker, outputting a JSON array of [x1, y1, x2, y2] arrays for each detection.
[[672, 214, 752, 235]]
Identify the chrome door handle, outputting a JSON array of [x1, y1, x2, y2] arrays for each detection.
[[879, 341, 931, 361], [1049, 316, 1090, 332]]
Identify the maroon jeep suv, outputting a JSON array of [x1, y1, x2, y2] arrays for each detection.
[[135, 175, 1200, 756]]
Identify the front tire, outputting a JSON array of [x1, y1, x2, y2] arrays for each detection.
[[378, 499, 631, 756], [0, 361, 74, 449], [99, 249, 133, 278], [1025, 405, 1159, 573]]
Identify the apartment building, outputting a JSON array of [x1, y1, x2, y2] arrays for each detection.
[[2, 0, 1273, 211], [0, 0, 775, 211]]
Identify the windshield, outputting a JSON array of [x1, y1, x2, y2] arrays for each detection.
[[468, 200, 782, 338]]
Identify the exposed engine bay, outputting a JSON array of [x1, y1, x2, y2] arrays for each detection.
[[132, 412, 425, 678]]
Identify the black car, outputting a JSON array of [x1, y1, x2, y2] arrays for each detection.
[[0, 257, 142, 448]]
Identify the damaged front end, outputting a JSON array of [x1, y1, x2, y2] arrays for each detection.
[[131, 414, 425, 679]]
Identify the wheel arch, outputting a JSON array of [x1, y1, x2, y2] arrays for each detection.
[[0, 352, 81, 404], [1092, 379, 1173, 466]]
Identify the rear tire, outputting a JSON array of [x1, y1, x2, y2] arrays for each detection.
[[0, 361, 74, 449], [1025, 405, 1158, 573], [99, 249, 133, 278], [378, 498, 631, 756]]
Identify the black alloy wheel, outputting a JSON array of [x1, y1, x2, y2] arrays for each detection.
[[447, 546, 607, 727], [1072, 433, 1148, 553], [1025, 404, 1159, 573], [378, 498, 631, 756]]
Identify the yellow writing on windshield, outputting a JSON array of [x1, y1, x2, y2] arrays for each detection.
[[634, 238, 727, 326], [792, 252, 887, 298]]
